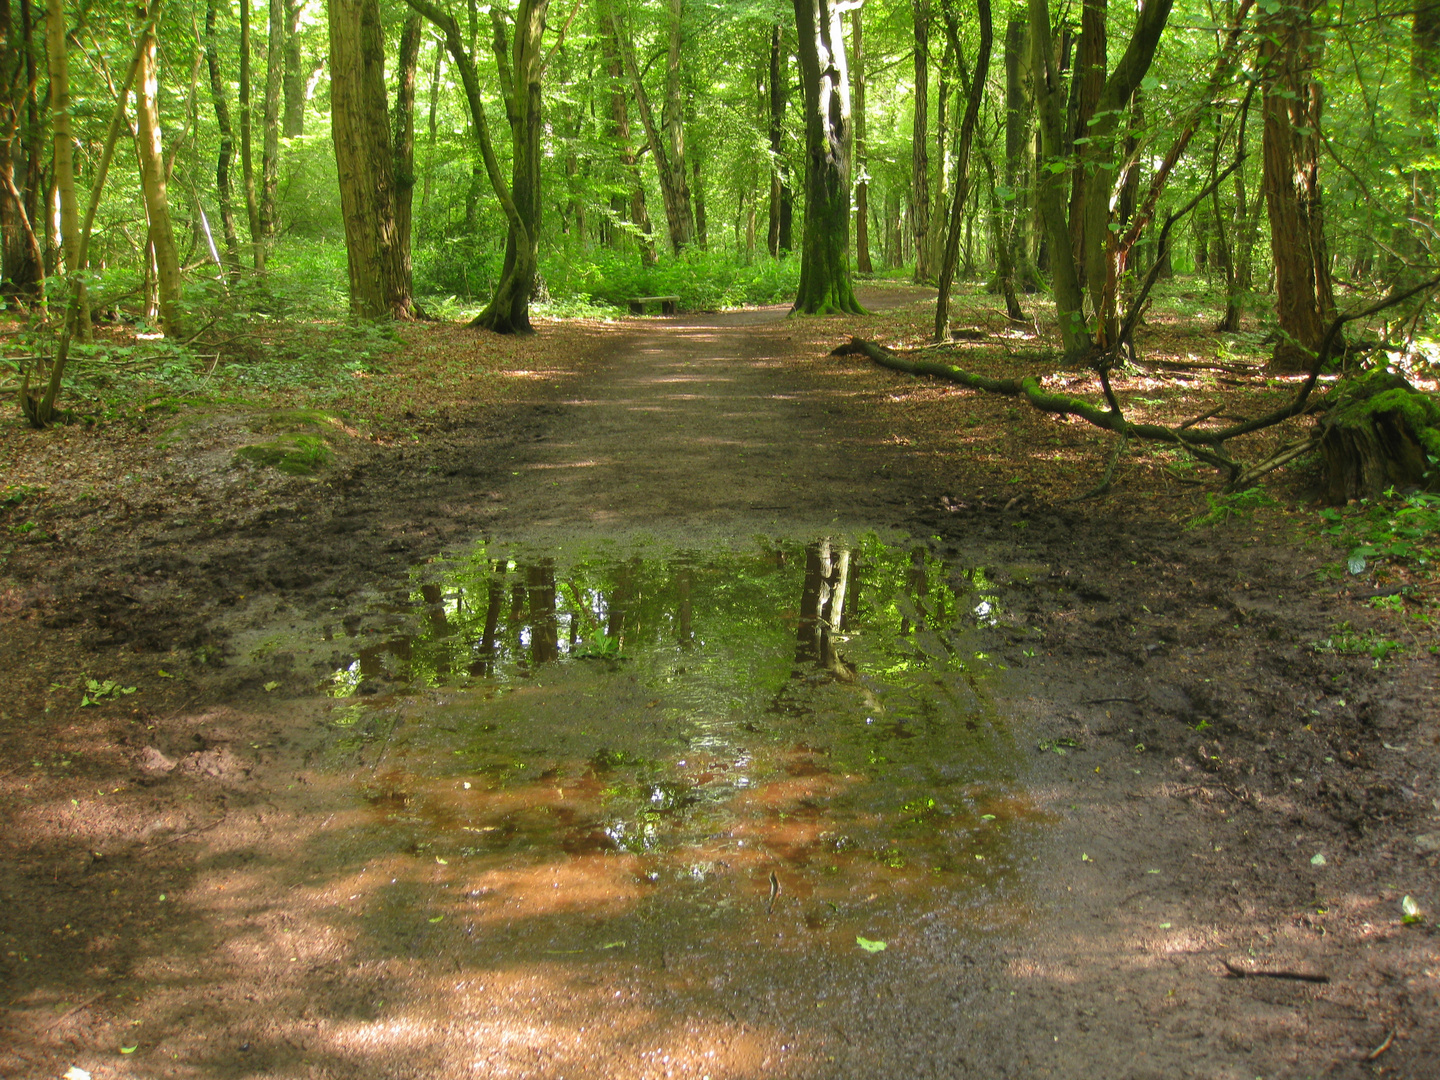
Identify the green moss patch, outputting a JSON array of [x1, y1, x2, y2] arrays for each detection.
[[233, 433, 333, 476]]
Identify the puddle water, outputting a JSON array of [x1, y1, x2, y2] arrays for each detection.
[[314, 534, 1049, 960]]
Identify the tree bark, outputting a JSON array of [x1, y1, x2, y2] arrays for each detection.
[[1260, 0, 1335, 371], [405, 0, 540, 331], [1407, 0, 1440, 260], [473, 0, 547, 332], [934, 0, 991, 341], [911, 0, 932, 282], [851, 5, 870, 274], [239, 0, 264, 271], [1065, 0, 1104, 280], [134, 2, 184, 336], [610, 0, 692, 253], [0, 0, 45, 307], [327, 0, 415, 319], [283, 0, 305, 136], [204, 0, 242, 277], [45, 0, 87, 337], [791, 0, 864, 314], [767, 20, 792, 256], [601, 7, 654, 265], [393, 13, 420, 292], [261, 0, 283, 239]]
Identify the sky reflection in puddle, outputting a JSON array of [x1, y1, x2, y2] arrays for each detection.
[[322, 535, 1046, 944]]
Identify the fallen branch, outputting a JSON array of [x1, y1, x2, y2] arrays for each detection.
[[1221, 959, 1330, 984]]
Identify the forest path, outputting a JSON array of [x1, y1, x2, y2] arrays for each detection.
[[483, 292, 923, 543], [4, 290, 1432, 1080]]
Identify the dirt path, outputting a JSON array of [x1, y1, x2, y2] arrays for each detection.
[[2, 295, 1437, 1079]]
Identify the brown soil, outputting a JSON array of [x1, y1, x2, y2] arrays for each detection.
[[1, 285, 1437, 1079]]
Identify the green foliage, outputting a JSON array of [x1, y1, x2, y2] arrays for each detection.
[[1187, 487, 1278, 528], [1312, 622, 1404, 664], [1317, 488, 1440, 572]]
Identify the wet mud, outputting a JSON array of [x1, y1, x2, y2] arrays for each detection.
[[2, 292, 1437, 1078]]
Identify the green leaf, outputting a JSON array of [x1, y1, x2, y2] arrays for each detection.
[[1310, 853, 1327, 866], [1347, 550, 1367, 575], [120, 1045, 138, 1054], [856, 936, 887, 953], [263, 681, 280, 692]]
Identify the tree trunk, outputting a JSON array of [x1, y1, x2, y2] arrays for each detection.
[[1407, 0, 1440, 262], [45, 0, 87, 337], [610, 0, 692, 253], [239, 0, 264, 271], [767, 21, 792, 256], [851, 6, 870, 274], [662, 0, 694, 246], [204, 0, 242, 277], [911, 0, 931, 282], [393, 13, 421, 293], [0, 0, 45, 307], [261, 0, 283, 239], [1002, 15, 1035, 295], [283, 0, 305, 136], [472, 0, 547, 332], [934, 0, 991, 341], [791, 0, 864, 314], [1065, 0, 1104, 281], [1029, 0, 1087, 358], [328, 0, 415, 319], [419, 36, 441, 221], [1261, 0, 1335, 372], [692, 156, 706, 249], [601, 9, 654, 265]]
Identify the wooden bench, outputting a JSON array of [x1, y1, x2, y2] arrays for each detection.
[[628, 294, 680, 315]]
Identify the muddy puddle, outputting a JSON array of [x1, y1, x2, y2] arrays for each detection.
[[298, 535, 1052, 967]]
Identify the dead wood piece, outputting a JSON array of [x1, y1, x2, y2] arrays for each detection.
[[1221, 958, 1330, 983], [1365, 1031, 1395, 1060]]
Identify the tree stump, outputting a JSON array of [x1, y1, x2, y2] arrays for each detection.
[[1319, 371, 1440, 504]]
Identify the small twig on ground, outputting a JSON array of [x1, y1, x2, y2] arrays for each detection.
[[40, 991, 106, 1032], [140, 814, 225, 853], [1221, 959, 1329, 983], [1365, 1031, 1395, 1061], [1081, 697, 1139, 705]]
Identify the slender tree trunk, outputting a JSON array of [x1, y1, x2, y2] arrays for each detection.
[[1261, 0, 1335, 371], [934, 0, 991, 341], [45, 0, 87, 337], [1065, 0, 1104, 280], [851, 6, 870, 273], [767, 21, 792, 256], [283, 0, 305, 136], [204, 0, 241, 276], [239, 0, 264, 270], [601, 8, 654, 265], [663, 0, 694, 244], [911, 0, 931, 282], [1002, 14, 1034, 293], [609, 0, 691, 253], [473, 0, 547, 332], [393, 13, 420, 292], [419, 36, 441, 221], [328, 0, 415, 318], [791, 0, 864, 314], [405, 0, 540, 329], [0, 0, 45, 306], [692, 156, 706, 249], [260, 0, 283, 239], [1029, 0, 1087, 358], [1409, 0, 1440, 257]]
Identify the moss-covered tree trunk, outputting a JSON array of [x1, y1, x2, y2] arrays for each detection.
[[791, 0, 865, 315]]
